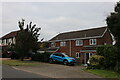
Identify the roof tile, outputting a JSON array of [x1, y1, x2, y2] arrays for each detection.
[[50, 27, 107, 41], [1, 30, 19, 39]]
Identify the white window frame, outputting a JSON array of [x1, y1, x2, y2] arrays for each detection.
[[76, 52, 81, 58], [60, 41, 66, 46], [6, 39, 9, 45], [0, 39, 2, 45], [51, 42, 56, 47], [13, 37, 16, 44], [89, 39, 96, 45], [76, 40, 83, 46], [3, 39, 6, 45]]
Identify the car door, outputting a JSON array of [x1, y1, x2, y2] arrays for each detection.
[[52, 54, 58, 61], [56, 54, 64, 62], [53, 53, 63, 62]]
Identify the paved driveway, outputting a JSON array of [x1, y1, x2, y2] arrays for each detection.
[[13, 63, 101, 78]]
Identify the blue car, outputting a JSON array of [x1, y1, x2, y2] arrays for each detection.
[[49, 53, 76, 65]]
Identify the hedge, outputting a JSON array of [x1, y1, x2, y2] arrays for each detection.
[[96, 45, 118, 70], [31, 52, 52, 62]]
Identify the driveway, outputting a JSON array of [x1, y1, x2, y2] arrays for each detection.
[[13, 63, 101, 78]]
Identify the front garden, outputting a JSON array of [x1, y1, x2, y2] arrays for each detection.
[[84, 69, 120, 78], [85, 45, 120, 79]]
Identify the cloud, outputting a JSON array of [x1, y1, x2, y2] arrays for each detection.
[[2, 2, 116, 41]]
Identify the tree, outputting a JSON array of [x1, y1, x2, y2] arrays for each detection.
[[15, 19, 41, 61], [106, 1, 120, 72], [40, 42, 50, 48], [96, 45, 117, 70], [106, 2, 120, 47]]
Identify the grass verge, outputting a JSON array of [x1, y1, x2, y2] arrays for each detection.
[[84, 69, 120, 78], [0, 60, 2, 65], [2, 59, 42, 66]]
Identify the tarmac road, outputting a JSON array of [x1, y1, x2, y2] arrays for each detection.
[[2, 65, 53, 80]]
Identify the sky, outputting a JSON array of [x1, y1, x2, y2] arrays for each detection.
[[1, 1, 117, 41]]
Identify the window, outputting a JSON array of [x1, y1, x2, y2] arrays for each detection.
[[7, 39, 9, 45], [76, 53, 81, 58], [3, 39, 6, 45], [60, 41, 66, 46], [53, 53, 65, 57], [76, 40, 83, 46], [51, 42, 56, 47], [13, 37, 16, 44], [0, 40, 2, 45], [89, 39, 96, 45]]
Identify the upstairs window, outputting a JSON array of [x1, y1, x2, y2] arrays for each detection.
[[60, 41, 66, 46], [89, 39, 96, 45], [13, 37, 16, 44], [51, 42, 56, 47], [3, 39, 6, 45], [76, 40, 83, 46], [0, 40, 2, 45]]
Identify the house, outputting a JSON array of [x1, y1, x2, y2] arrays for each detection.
[[37, 41, 59, 53], [49, 27, 113, 64], [0, 30, 19, 46]]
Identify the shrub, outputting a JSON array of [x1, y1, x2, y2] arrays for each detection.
[[96, 45, 118, 70], [11, 52, 20, 59], [2, 50, 8, 58], [31, 52, 52, 62], [88, 55, 105, 69]]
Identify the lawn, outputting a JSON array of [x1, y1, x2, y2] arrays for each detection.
[[0, 60, 2, 65], [84, 69, 120, 78], [2, 59, 42, 66]]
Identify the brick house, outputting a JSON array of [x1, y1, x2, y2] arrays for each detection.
[[0, 31, 19, 46], [49, 27, 113, 64]]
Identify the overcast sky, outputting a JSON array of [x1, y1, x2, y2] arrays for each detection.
[[1, 2, 116, 41]]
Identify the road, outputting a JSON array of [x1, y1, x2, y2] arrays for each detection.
[[2, 65, 55, 80]]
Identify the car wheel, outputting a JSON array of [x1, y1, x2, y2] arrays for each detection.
[[49, 59, 53, 64], [63, 60, 68, 65]]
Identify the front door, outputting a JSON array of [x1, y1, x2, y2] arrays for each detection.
[[84, 53, 93, 64]]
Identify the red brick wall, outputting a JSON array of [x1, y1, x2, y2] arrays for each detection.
[[83, 39, 89, 46], [56, 42, 60, 47], [102, 30, 113, 45], [97, 30, 113, 45], [57, 41, 70, 56]]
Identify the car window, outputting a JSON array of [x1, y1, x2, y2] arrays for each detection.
[[58, 54, 63, 57], [56, 54, 60, 56], [53, 54, 57, 56], [53, 53, 63, 57], [62, 53, 69, 57]]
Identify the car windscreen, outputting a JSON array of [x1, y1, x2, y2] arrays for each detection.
[[62, 53, 69, 57]]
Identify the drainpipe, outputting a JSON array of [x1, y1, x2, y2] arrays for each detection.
[[70, 40, 72, 56]]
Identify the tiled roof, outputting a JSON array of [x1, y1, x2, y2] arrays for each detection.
[[1, 30, 19, 39], [50, 27, 107, 41]]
